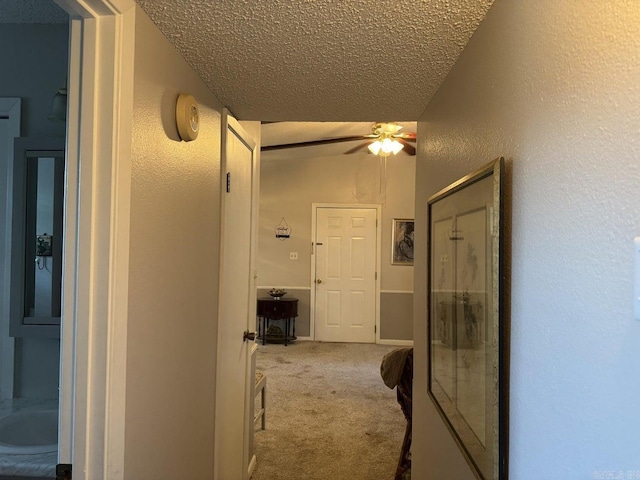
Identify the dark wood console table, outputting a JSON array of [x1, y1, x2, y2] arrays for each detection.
[[257, 297, 298, 346]]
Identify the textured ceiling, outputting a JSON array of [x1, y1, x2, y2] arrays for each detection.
[[136, 0, 494, 122]]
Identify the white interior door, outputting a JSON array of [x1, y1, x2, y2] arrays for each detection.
[[314, 207, 377, 343], [214, 112, 257, 480]]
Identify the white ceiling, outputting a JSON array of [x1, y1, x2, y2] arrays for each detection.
[[261, 121, 416, 147], [136, 0, 494, 122]]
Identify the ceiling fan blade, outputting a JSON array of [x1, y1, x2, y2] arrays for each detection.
[[261, 135, 370, 151], [399, 139, 416, 155], [395, 132, 417, 142], [344, 142, 370, 154]]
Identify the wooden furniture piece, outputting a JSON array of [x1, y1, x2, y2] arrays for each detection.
[[395, 350, 413, 480], [248, 342, 265, 475], [381, 347, 413, 480], [256, 297, 298, 346], [254, 371, 266, 430]]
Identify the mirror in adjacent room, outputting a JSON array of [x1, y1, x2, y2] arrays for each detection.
[[10, 137, 65, 338]]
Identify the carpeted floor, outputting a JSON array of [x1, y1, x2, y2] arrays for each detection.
[[251, 341, 408, 480]]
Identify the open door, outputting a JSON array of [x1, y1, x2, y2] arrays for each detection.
[[214, 111, 259, 480]]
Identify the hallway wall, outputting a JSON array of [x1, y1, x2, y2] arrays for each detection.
[[414, 1, 640, 478], [124, 6, 224, 479]]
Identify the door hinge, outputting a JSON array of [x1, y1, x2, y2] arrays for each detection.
[[375, 325, 377, 333], [375, 272, 378, 280], [56, 463, 72, 480], [226, 172, 231, 193]]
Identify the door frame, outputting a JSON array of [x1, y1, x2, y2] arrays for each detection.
[[54, 0, 135, 477], [310, 203, 382, 343], [0, 98, 21, 400]]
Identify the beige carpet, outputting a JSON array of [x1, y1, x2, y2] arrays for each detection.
[[251, 341, 408, 480]]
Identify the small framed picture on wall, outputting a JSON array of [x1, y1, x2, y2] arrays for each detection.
[[392, 219, 414, 265]]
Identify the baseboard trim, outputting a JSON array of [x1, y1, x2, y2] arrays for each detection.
[[256, 286, 312, 291], [294, 337, 412, 345], [378, 339, 414, 346]]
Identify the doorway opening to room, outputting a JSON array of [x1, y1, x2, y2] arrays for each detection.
[[252, 121, 416, 479], [0, 5, 69, 478], [257, 121, 416, 346]]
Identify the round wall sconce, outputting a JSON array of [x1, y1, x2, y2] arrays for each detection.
[[48, 81, 68, 123], [176, 93, 199, 141]]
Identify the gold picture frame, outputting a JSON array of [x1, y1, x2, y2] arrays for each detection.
[[427, 157, 508, 480]]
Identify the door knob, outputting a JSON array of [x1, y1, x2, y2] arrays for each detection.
[[243, 330, 257, 342], [316, 279, 322, 284]]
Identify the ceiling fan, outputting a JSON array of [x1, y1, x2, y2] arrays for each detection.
[[261, 122, 417, 156]]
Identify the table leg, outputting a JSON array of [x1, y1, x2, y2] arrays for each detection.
[[257, 316, 262, 341], [264, 318, 268, 345], [284, 318, 289, 346]]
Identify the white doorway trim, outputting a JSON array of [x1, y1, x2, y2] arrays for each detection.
[[54, 0, 135, 478], [310, 203, 382, 343], [0, 98, 21, 401]]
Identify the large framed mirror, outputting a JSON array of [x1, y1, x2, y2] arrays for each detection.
[[10, 137, 65, 338], [427, 157, 508, 480]]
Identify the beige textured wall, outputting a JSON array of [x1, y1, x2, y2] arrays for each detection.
[[124, 7, 224, 479], [414, 1, 640, 478], [379, 292, 412, 340], [258, 152, 415, 340]]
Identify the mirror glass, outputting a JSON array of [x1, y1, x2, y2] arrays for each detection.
[[23, 153, 64, 322], [10, 144, 65, 334]]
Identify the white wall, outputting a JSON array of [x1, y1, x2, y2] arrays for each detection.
[[124, 7, 224, 479], [414, 1, 640, 478]]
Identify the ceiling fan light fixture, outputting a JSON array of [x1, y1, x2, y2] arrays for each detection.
[[390, 139, 404, 155], [368, 135, 403, 156], [368, 140, 382, 155], [374, 122, 403, 136]]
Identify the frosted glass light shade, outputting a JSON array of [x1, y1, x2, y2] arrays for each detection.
[[367, 137, 403, 156], [47, 88, 67, 123], [368, 140, 382, 155], [390, 140, 404, 155]]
